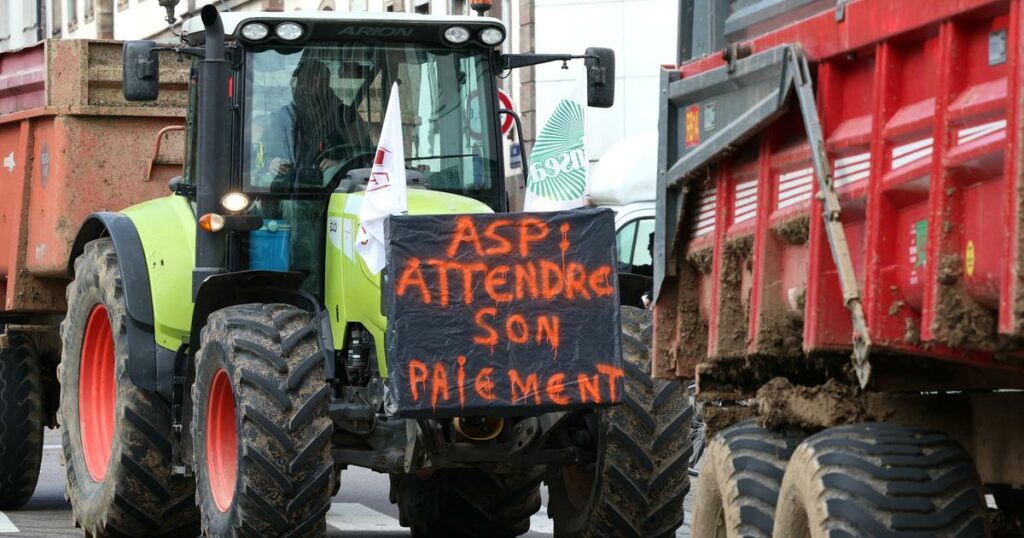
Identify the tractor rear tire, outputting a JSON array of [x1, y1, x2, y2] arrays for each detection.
[[545, 306, 693, 538], [192, 303, 334, 537], [690, 419, 804, 538], [773, 423, 988, 537], [0, 335, 44, 509], [59, 238, 199, 536], [392, 467, 543, 537]]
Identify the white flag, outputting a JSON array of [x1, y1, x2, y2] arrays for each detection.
[[524, 83, 589, 211], [356, 82, 407, 274]]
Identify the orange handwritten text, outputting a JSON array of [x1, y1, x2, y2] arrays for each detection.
[[405, 359, 625, 409], [546, 373, 569, 405], [509, 369, 542, 404], [475, 367, 497, 401], [596, 364, 624, 402], [408, 360, 428, 401], [456, 355, 467, 408], [397, 258, 431, 304], [446, 216, 555, 259], [519, 218, 549, 257], [577, 373, 601, 403], [431, 362, 449, 411], [473, 308, 499, 346], [447, 216, 486, 257], [484, 219, 514, 255]]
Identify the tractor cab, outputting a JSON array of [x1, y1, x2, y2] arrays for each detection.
[[126, 8, 611, 299], [167, 12, 509, 297]]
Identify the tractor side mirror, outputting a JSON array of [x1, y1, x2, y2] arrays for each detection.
[[585, 47, 615, 108], [123, 40, 160, 102]]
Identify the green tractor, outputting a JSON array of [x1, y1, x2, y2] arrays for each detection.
[[58, 4, 692, 537]]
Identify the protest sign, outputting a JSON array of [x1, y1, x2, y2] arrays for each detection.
[[383, 209, 622, 417]]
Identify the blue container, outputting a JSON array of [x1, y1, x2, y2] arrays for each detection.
[[249, 220, 291, 271]]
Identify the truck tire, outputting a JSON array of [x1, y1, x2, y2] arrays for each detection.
[[545, 306, 692, 538], [0, 335, 43, 509], [59, 238, 199, 537], [773, 423, 988, 537], [192, 304, 334, 537], [690, 419, 804, 538], [393, 467, 543, 537]]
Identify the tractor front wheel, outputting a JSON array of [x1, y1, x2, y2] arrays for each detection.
[[60, 238, 199, 536], [545, 306, 693, 537], [192, 303, 334, 537]]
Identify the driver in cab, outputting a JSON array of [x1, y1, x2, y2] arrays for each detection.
[[259, 59, 374, 186]]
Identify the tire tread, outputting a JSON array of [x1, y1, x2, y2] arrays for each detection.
[[774, 423, 988, 537], [0, 336, 44, 509], [60, 238, 199, 536], [193, 303, 332, 538], [547, 306, 692, 538]]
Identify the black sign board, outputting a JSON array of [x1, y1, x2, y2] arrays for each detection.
[[383, 209, 623, 418]]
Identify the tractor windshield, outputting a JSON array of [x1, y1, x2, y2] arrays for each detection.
[[243, 42, 501, 208]]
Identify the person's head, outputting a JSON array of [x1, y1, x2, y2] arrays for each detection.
[[291, 60, 334, 107], [290, 60, 342, 136]]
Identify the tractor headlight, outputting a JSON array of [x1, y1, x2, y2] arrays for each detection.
[[275, 22, 304, 41], [221, 192, 251, 213], [444, 26, 471, 44], [479, 27, 504, 46], [240, 22, 269, 41]]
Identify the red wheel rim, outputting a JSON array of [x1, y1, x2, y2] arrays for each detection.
[[79, 304, 116, 483], [206, 369, 237, 512]]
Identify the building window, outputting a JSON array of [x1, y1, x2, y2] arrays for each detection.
[[84, 0, 94, 23], [51, 0, 62, 36], [23, 0, 36, 32], [0, 0, 9, 40], [68, 0, 78, 31]]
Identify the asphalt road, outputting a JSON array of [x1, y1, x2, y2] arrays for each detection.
[[0, 429, 693, 537]]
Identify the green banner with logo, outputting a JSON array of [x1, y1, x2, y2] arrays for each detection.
[[524, 96, 588, 211]]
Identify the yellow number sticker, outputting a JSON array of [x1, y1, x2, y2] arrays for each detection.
[[965, 240, 975, 277]]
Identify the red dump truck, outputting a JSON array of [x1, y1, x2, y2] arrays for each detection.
[[0, 39, 185, 508], [657, 0, 1024, 535]]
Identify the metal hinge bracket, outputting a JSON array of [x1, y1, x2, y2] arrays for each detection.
[[836, 0, 848, 21], [787, 47, 871, 387]]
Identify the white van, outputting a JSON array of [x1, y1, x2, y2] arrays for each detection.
[[590, 131, 657, 307]]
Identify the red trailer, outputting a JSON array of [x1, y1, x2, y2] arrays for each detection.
[[0, 39, 186, 509], [656, 0, 1024, 534]]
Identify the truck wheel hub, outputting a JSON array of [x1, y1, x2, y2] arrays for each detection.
[[206, 369, 237, 512], [79, 304, 116, 482]]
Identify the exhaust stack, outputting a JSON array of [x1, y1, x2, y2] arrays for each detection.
[[192, 5, 231, 298]]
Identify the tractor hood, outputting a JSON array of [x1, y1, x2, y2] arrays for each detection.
[[351, 189, 493, 287], [324, 188, 492, 375]]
